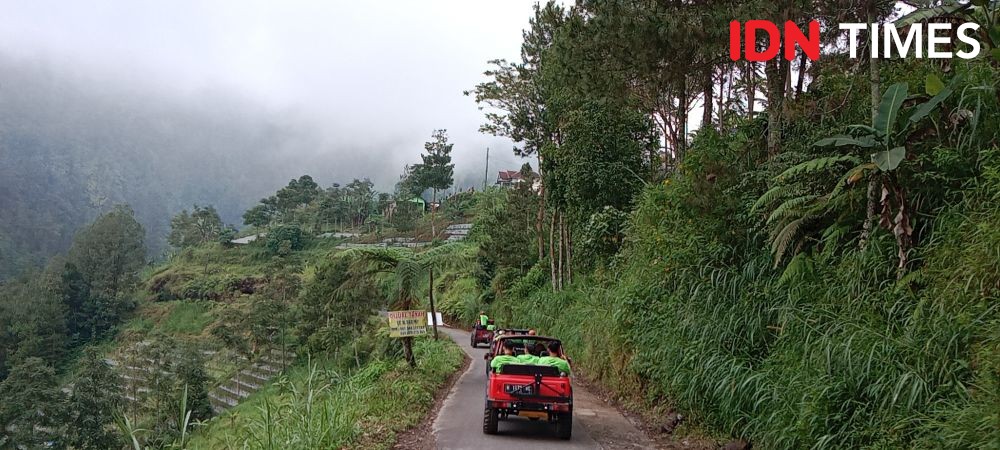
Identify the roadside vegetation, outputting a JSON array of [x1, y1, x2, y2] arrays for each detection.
[[188, 338, 463, 450], [447, 2, 1000, 449]]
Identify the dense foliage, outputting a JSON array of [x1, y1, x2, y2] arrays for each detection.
[[241, 175, 386, 233], [168, 206, 228, 249], [462, 1, 1000, 448]]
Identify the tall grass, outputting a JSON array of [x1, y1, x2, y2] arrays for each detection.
[[188, 338, 464, 450], [483, 57, 1000, 449], [495, 162, 1000, 448]]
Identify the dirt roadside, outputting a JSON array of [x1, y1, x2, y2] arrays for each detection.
[[393, 343, 472, 450]]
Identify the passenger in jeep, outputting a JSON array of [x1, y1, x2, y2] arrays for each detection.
[[490, 339, 522, 373], [516, 344, 540, 364], [537, 341, 571, 375]]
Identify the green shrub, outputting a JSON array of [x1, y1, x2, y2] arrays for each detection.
[[437, 274, 482, 324], [266, 225, 304, 255]]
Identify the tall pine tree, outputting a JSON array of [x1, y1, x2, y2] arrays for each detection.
[[411, 129, 455, 238], [66, 348, 122, 449]]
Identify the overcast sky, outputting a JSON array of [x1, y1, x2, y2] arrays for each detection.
[[0, 0, 540, 189]]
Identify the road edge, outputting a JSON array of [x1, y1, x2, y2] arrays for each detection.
[[392, 335, 472, 450], [571, 371, 718, 450]]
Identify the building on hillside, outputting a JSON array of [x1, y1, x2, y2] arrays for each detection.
[[230, 233, 265, 245], [496, 169, 540, 189], [409, 196, 427, 211], [383, 196, 427, 222]]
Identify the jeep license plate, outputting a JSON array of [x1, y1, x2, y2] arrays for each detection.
[[504, 383, 534, 395]]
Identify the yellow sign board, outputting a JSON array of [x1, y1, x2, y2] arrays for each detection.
[[388, 310, 428, 338]]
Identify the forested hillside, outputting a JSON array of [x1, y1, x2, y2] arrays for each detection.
[[0, 55, 330, 279], [0, 121, 471, 448]]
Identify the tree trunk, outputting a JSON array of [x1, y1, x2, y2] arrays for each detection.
[[677, 80, 689, 160], [657, 110, 671, 172], [402, 337, 415, 367], [536, 156, 546, 261], [765, 56, 788, 156], [720, 64, 732, 129], [556, 210, 563, 291], [549, 210, 557, 291], [562, 214, 572, 285], [782, 56, 792, 119], [795, 51, 808, 98], [428, 268, 439, 340], [860, 11, 881, 250], [431, 188, 437, 238], [702, 67, 714, 130], [746, 61, 756, 120]]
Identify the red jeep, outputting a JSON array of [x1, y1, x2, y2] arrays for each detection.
[[470, 321, 494, 348], [482, 335, 573, 439]]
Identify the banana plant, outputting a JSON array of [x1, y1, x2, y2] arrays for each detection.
[[814, 78, 955, 273], [755, 76, 955, 273]]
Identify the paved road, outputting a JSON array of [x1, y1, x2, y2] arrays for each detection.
[[432, 326, 654, 450]]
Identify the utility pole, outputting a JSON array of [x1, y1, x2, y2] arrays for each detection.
[[483, 147, 490, 190]]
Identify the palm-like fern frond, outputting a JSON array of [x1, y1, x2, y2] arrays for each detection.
[[752, 184, 796, 214], [777, 155, 861, 181], [777, 252, 815, 285], [770, 216, 811, 267], [340, 247, 409, 274], [766, 194, 820, 225], [340, 242, 478, 309], [415, 243, 477, 272]]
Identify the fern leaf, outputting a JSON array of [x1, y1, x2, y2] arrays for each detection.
[[778, 155, 861, 181], [778, 252, 815, 284], [771, 216, 809, 266], [820, 224, 849, 260], [752, 185, 793, 213], [767, 195, 819, 225]]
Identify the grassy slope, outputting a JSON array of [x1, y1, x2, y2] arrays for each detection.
[[188, 338, 464, 449], [107, 219, 468, 449], [488, 157, 1000, 448], [451, 60, 1000, 449]]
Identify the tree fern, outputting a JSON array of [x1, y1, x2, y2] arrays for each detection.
[[766, 194, 820, 225], [771, 216, 811, 266], [752, 184, 796, 214], [777, 155, 861, 181]]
